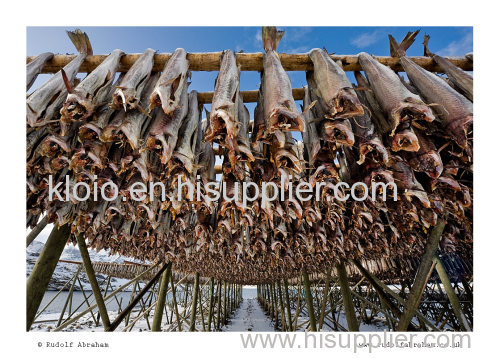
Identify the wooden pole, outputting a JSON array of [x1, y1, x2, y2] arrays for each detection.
[[106, 263, 169, 332], [27, 52, 473, 74], [169, 273, 182, 332], [283, 279, 293, 332], [318, 268, 332, 330], [189, 272, 200, 332], [26, 216, 48, 248], [207, 277, 215, 331], [151, 262, 172, 331], [396, 218, 446, 331], [433, 255, 471, 331], [272, 283, 279, 330], [277, 281, 287, 331], [56, 264, 81, 327], [125, 269, 139, 326], [302, 271, 317, 332], [216, 281, 222, 330], [76, 233, 110, 329], [26, 223, 71, 331], [335, 261, 359, 331]]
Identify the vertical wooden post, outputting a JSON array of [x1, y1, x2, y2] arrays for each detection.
[[283, 279, 293, 331], [216, 281, 222, 330], [302, 271, 317, 332], [318, 268, 331, 330], [271, 283, 279, 330], [125, 267, 140, 326], [76, 233, 110, 329], [434, 256, 471, 331], [170, 274, 182, 332], [277, 281, 287, 331], [189, 272, 200, 332], [223, 282, 228, 324], [335, 261, 359, 331], [151, 262, 172, 331], [26, 223, 71, 331], [207, 277, 215, 331], [397, 218, 446, 331]]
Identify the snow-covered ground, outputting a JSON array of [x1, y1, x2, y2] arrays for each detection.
[[27, 238, 142, 291], [31, 295, 394, 332]]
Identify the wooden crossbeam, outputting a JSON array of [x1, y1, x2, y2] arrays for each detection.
[[26, 52, 473, 74]]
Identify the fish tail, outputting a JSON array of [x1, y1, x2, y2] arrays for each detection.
[[66, 29, 93, 56], [262, 26, 284, 52], [423, 34, 435, 57], [389, 30, 420, 58]]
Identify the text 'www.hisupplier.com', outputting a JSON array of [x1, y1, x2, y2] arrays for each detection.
[[239, 331, 471, 351]]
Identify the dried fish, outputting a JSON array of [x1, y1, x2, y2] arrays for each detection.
[[60, 49, 125, 127], [389, 31, 473, 148], [27, 29, 92, 128], [27, 52, 54, 92], [262, 27, 305, 133], [149, 48, 190, 114], [111, 48, 156, 110]]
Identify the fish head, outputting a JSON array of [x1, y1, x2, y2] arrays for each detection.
[[50, 156, 70, 171], [416, 152, 444, 179], [321, 119, 355, 146], [112, 88, 139, 111], [391, 127, 420, 152], [393, 98, 435, 128], [358, 138, 389, 165], [99, 124, 124, 143], [78, 122, 102, 142], [446, 114, 473, 149], [324, 88, 365, 119], [60, 92, 93, 124], [269, 107, 305, 132]]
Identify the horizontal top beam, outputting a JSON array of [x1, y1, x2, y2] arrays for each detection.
[[26, 52, 473, 74]]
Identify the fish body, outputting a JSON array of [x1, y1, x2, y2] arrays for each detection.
[[145, 74, 189, 164], [423, 35, 473, 101], [301, 86, 321, 163], [262, 27, 304, 133], [78, 73, 126, 142], [350, 89, 388, 165], [112, 48, 156, 110], [149, 48, 190, 114], [27, 30, 92, 127], [27, 52, 54, 91], [358, 51, 435, 135], [307, 71, 354, 146], [170, 90, 201, 173], [119, 72, 160, 149], [401, 127, 443, 178], [205, 50, 241, 151], [389, 33, 473, 148], [308, 48, 364, 118], [60, 49, 125, 127]]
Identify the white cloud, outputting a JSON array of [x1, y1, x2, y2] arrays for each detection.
[[254, 30, 262, 48], [350, 30, 385, 48], [286, 27, 313, 42], [437, 31, 473, 56], [284, 45, 309, 54]]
